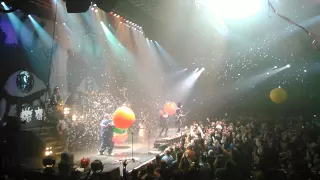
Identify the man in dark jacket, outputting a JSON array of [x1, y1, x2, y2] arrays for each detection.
[[99, 114, 115, 155]]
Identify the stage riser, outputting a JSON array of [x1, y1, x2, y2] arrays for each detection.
[[153, 134, 186, 150]]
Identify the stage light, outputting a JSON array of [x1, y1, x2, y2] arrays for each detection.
[[100, 21, 103, 24], [185, 68, 188, 71], [45, 147, 53, 156], [93, 4, 97, 7], [91, 7, 94, 10], [286, 64, 291, 68], [44, 147, 53, 156], [72, 114, 77, 121], [43, 156, 55, 168], [117, 15, 119, 17], [113, 13, 117, 16], [304, 70, 307, 72], [64, 107, 70, 115], [201, 68, 205, 71], [95, 9, 98, 12], [195, 68, 199, 72], [63, 23, 66, 25], [43, 156, 56, 174], [126, 20, 128, 22], [80, 157, 90, 169], [28, 14, 31, 18], [198, 0, 263, 20], [120, 22, 122, 24], [1, 2, 5, 6], [274, 66, 278, 68]]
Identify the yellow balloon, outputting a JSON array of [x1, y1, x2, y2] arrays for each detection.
[[270, 88, 287, 104]]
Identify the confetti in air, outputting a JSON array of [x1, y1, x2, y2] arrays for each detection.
[[66, 87, 168, 152]]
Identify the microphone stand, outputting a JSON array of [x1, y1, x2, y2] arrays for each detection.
[[145, 127, 151, 154], [148, 129, 151, 154], [127, 128, 136, 162]]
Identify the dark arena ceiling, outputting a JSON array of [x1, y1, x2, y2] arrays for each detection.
[[113, 0, 320, 116], [0, 0, 320, 119]]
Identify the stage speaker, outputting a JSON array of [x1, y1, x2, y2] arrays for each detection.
[[96, 0, 119, 13], [95, 167, 121, 180], [65, 0, 91, 13]]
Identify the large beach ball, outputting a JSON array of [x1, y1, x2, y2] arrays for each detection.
[[113, 128, 126, 134], [270, 88, 287, 104], [112, 132, 128, 144], [113, 106, 135, 129], [164, 102, 177, 115]]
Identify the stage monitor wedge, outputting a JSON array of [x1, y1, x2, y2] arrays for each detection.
[[65, 0, 91, 13]]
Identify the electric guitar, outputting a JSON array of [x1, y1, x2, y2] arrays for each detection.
[[175, 110, 189, 125], [56, 93, 71, 111]]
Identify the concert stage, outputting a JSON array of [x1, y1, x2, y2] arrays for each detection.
[[73, 143, 161, 175], [20, 128, 183, 176], [72, 128, 184, 175]]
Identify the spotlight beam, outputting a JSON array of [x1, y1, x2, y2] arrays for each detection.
[[0, 3, 17, 13]]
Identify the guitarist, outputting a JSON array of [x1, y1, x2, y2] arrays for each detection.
[[175, 102, 184, 133], [50, 87, 61, 107], [50, 87, 63, 121]]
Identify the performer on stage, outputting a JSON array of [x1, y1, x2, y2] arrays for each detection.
[[50, 87, 62, 121], [175, 103, 183, 133], [50, 87, 61, 106], [159, 111, 169, 137], [99, 114, 115, 156]]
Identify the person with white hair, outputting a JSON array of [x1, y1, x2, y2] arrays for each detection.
[[99, 113, 115, 156]]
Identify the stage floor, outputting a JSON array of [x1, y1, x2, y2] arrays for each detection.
[[73, 143, 161, 175], [20, 128, 183, 175]]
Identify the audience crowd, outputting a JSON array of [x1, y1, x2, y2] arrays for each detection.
[[2, 116, 320, 180], [125, 117, 320, 180]]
